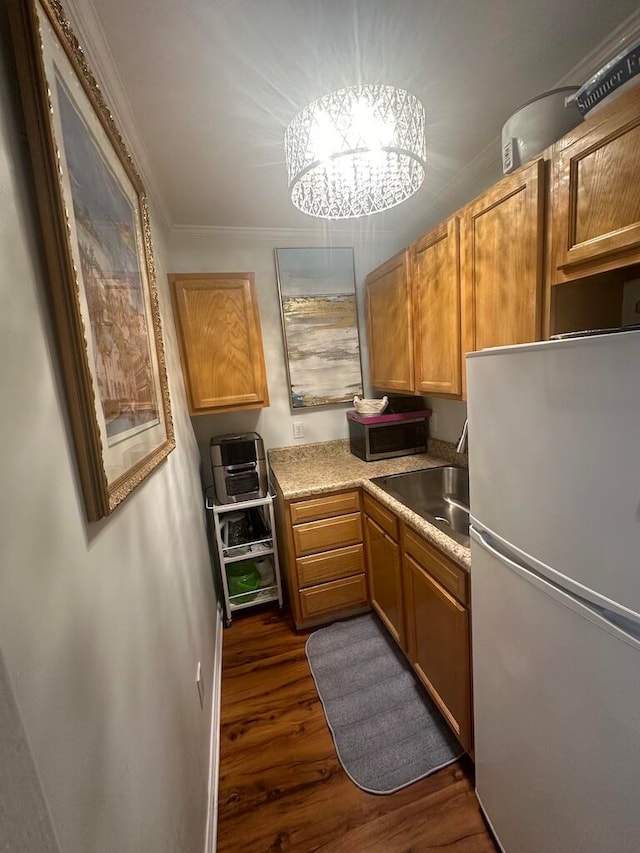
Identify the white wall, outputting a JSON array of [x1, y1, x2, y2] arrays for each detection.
[[168, 229, 397, 480], [0, 13, 218, 853]]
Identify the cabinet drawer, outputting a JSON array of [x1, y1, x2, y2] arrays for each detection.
[[404, 528, 468, 605], [363, 491, 399, 540], [296, 544, 364, 588], [293, 513, 362, 558], [300, 574, 368, 620], [290, 490, 360, 525]]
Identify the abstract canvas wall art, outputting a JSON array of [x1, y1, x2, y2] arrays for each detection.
[[275, 248, 364, 408]]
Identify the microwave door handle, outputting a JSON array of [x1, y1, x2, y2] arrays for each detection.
[[225, 463, 256, 473]]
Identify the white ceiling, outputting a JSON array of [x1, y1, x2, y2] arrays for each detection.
[[85, 0, 639, 238]]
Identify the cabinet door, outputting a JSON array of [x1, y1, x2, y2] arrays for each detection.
[[405, 553, 471, 751], [365, 250, 414, 392], [169, 273, 269, 415], [364, 515, 403, 647], [551, 88, 640, 282], [461, 159, 544, 394], [411, 218, 462, 397]]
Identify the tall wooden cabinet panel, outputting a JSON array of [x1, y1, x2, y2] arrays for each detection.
[[364, 514, 404, 647], [551, 88, 640, 282], [461, 159, 544, 393], [404, 550, 472, 752], [365, 250, 414, 392], [169, 273, 269, 415], [410, 218, 462, 397]]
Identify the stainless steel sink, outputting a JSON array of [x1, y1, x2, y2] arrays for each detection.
[[370, 466, 470, 546]]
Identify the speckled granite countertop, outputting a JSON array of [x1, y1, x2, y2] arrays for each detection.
[[269, 439, 471, 571]]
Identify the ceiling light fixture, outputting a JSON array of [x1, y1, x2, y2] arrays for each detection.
[[284, 84, 426, 219]]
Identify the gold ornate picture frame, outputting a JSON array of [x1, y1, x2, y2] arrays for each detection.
[[9, 0, 175, 520]]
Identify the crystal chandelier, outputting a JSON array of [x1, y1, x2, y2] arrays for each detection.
[[284, 84, 426, 219]]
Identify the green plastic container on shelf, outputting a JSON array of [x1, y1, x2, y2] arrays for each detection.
[[227, 560, 261, 604]]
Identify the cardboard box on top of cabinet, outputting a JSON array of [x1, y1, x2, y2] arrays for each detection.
[[573, 39, 640, 117]]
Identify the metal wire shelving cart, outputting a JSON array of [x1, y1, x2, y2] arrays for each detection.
[[206, 491, 283, 627]]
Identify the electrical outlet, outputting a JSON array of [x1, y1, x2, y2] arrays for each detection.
[[292, 421, 304, 439], [430, 413, 438, 435], [196, 661, 205, 710]]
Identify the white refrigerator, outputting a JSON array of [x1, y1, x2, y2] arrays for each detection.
[[466, 329, 640, 853]]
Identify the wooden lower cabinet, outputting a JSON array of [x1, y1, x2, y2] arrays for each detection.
[[363, 490, 472, 752], [404, 548, 472, 752], [275, 488, 369, 629], [364, 515, 404, 647], [362, 493, 404, 647], [275, 482, 473, 752]]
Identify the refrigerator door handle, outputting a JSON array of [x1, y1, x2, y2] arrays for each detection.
[[471, 526, 640, 646]]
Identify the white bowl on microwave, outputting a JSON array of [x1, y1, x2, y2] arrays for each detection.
[[353, 395, 388, 415]]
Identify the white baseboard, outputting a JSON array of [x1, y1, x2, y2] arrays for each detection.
[[204, 606, 224, 853]]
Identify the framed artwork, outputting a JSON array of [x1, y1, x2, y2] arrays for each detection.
[[275, 247, 364, 409], [9, 0, 175, 521]]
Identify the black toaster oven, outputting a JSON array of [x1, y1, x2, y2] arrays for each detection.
[[210, 432, 268, 503]]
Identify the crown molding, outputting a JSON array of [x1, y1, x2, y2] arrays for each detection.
[[554, 7, 640, 88], [169, 224, 399, 243], [399, 7, 640, 243], [63, 0, 172, 234]]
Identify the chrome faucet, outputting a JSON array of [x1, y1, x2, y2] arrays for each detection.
[[456, 418, 468, 454]]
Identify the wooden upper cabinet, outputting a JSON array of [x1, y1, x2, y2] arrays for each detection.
[[365, 250, 414, 392], [461, 159, 544, 392], [410, 218, 462, 397], [551, 88, 640, 282], [169, 273, 269, 415]]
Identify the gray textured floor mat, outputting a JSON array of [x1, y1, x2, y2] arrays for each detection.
[[305, 614, 463, 794]]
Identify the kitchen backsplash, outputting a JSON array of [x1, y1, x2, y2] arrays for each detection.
[[428, 438, 468, 468], [268, 438, 350, 464]]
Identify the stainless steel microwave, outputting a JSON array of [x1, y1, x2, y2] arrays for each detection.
[[347, 410, 430, 461]]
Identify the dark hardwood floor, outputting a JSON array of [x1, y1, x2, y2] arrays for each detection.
[[217, 609, 497, 853]]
